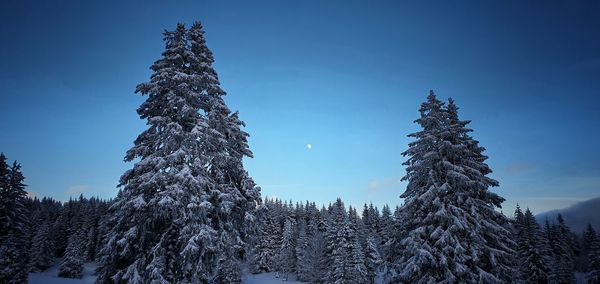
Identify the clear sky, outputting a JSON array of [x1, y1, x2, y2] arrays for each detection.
[[1, 1, 599, 214]]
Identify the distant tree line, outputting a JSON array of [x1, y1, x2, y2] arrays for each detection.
[[248, 199, 600, 283], [0, 153, 110, 283], [249, 197, 388, 283]]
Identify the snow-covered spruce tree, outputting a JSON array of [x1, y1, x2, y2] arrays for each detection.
[[184, 22, 261, 283], [0, 156, 30, 283], [95, 23, 199, 283], [252, 213, 275, 273], [361, 204, 374, 238], [52, 208, 71, 257], [0, 154, 13, 238], [307, 213, 327, 282], [59, 229, 86, 279], [365, 234, 382, 283], [363, 203, 380, 234], [325, 199, 351, 283], [279, 217, 296, 280], [97, 22, 259, 283], [514, 208, 551, 283], [378, 204, 393, 263], [581, 224, 597, 272], [295, 218, 312, 281], [82, 197, 102, 261], [29, 221, 54, 272], [387, 92, 514, 283], [547, 214, 576, 283], [92, 200, 110, 261], [513, 204, 524, 230], [347, 207, 368, 284], [362, 203, 383, 259], [587, 224, 600, 283]]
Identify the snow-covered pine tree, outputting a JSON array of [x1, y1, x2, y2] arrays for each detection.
[[347, 207, 368, 283], [97, 22, 259, 283], [28, 197, 58, 255], [96, 23, 208, 283], [513, 204, 524, 229], [378, 205, 393, 263], [0, 156, 30, 283], [82, 198, 101, 261], [254, 198, 284, 274], [59, 228, 86, 279], [348, 236, 368, 284], [361, 204, 374, 238], [307, 201, 324, 237], [252, 212, 275, 273], [548, 214, 576, 283], [325, 198, 352, 283], [331, 226, 351, 284], [295, 218, 312, 281], [52, 208, 70, 257], [307, 207, 327, 282], [445, 97, 515, 281], [386, 94, 449, 282], [29, 221, 54, 272], [0, 154, 13, 238], [184, 21, 261, 283], [364, 234, 382, 283], [587, 224, 600, 283], [514, 208, 551, 283], [92, 200, 110, 261], [583, 224, 598, 270], [387, 92, 514, 283], [363, 204, 380, 233], [279, 217, 296, 280], [581, 224, 596, 272]]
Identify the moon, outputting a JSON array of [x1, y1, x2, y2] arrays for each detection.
[[307, 143, 312, 150]]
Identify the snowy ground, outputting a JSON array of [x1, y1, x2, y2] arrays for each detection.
[[29, 261, 309, 284], [242, 272, 306, 283], [29, 265, 582, 284], [28, 259, 97, 284]]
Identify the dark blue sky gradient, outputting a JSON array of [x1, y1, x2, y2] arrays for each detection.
[[1, 1, 599, 213]]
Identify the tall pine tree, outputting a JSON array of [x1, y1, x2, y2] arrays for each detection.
[[364, 234, 382, 283], [97, 22, 259, 283], [0, 155, 29, 283], [279, 217, 296, 280], [29, 221, 54, 272], [347, 207, 368, 284], [59, 228, 86, 279], [295, 218, 312, 281], [388, 92, 514, 283], [548, 214, 576, 283], [514, 207, 552, 283]]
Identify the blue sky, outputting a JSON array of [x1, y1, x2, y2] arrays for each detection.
[[1, 1, 599, 214]]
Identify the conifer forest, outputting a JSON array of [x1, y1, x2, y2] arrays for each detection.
[[1, 2, 600, 284]]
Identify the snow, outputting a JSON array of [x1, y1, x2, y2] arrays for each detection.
[[28, 259, 97, 284], [30, 261, 307, 284], [242, 272, 307, 284]]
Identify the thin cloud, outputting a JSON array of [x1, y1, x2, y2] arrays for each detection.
[[366, 177, 402, 193], [68, 184, 90, 194]]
